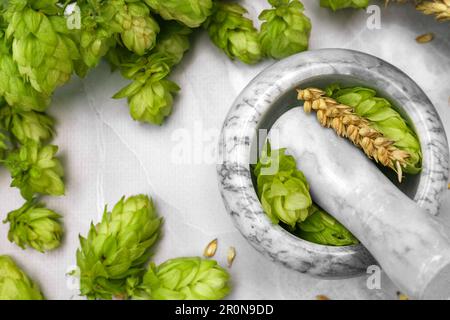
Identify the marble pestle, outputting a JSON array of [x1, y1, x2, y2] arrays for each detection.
[[268, 107, 450, 299]]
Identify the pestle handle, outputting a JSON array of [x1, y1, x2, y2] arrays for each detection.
[[269, 108, 450, 299]]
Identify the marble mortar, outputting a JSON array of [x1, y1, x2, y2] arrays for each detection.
[[217, 49, 449, 279]]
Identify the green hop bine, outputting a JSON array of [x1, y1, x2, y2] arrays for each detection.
[[205, 1, 262, 65], [0, 255, 44, 300], [327, 85, 422, 175], [145, 0, 213, 28], [4, 0, 80, 95], [259, 0, 311, 59], [4, 141, 64, 200], [115, 1, 160, 56], [128, 257, 230, 300], [0, 106, 54, 144], [0, 30, 50, 111], [254, 143, 312, 228], [4, 199, 63, 252], [296, 205, 358, 246], [320, 0, 370, 10], [76, 195, 162, 300]]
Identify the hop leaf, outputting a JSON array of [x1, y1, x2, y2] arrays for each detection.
[[259, 0, 311, 59], [296, 205, 358, 246], [3, 199, 63, 252], [4, 1, 80, 95], [4, 141, 64, 200], [0, 106, 54, 144], [128, 257, 230, 300], [0, 32, 50, 111], [254, 143, 312, 228], [116, 2, 159, 56], [327, 85, 422, 174], [320, 0, 370, 10], [0, 255, 44, 300], [76, 195, 162, 300], [205, 2, 262, 64], [145, 0, 213, 28]]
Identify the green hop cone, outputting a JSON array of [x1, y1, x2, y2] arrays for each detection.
[[259, 0, 311, 59], [254, 143, 312, 228], [0, 255, 44, 300], [4, 199, 63, 252], [0, 31, 50, 111], [154, 21, 192, 66], [205, 2, 262, 65], [5, 0, 80, 95], [129, 257, 230, 300], [0, 132, 8, 160], [145, 0, 213, 28], [76, 195, 162, 300], [76, 0, 124, 71], [327, 85, 422, 174], [0, 106, 54, 144], [320, 0, 370, 11], [117, 1, 159, 56], [4, 141, 64, 200], [296, 205, 358, 246]]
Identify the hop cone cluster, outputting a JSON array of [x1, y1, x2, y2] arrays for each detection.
[[0, 31, 49, 111], [327, 85, 422, 175], [4, 199, 63, 252], [145, 0, 213, 28], [4, 142, 64, 200], [0, 105, 54, 144], [259, 0, 311, 59], [0, 256, 44, 300], [4, 0, 80, 95], [320, 0, 370, 10], [296, 205, 358, 246], [112, 22, 191, 125], [128, 257, 230, 300], [205, 2, 262, 65], [254, 143, 312, 228], [76, 195, 162, 300], [417, 0, 450, 21]]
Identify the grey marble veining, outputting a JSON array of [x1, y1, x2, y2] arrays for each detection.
[[217, 49, 449, 279], [270, 108, 450, 299]]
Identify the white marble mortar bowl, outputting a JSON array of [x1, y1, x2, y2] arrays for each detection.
[[217, 49, 449, 279]]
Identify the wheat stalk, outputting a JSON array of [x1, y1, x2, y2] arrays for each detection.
[[297, 88, 412, 182]]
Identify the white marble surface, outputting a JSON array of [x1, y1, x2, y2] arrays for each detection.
[[0, 1, 449, 300]]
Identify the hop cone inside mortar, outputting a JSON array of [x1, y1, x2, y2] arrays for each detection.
[[258, 0, 311, 59], [76, 195, 162, 300], [327, 85, 422, 175], [4, 199, 63, 252], [0, 30, 49, 111], [145, 0, 213, 28], [205, 1, 262, 65], [116, 1, 159, 55], [320, 0, 370, 10], [0, 106, 54, 144], [4, 0, 80, 95], [0, 255, 44, 300], [296, 205, 358, 246], [127, 257, 230, 300], [4, 141, 64, 200], [254, 143, 312, 228]]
